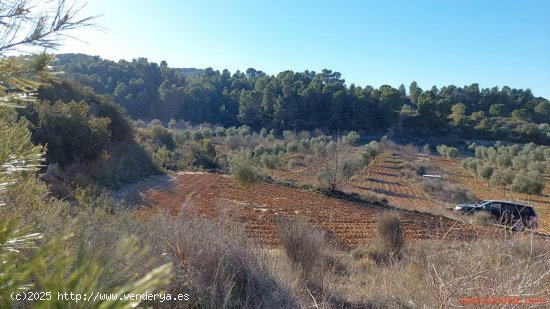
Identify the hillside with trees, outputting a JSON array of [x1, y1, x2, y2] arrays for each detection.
[[54, 53, 550, 144], [2, 1, 550, 307]]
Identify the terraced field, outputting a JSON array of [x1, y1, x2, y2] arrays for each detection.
[[349, 153, 442, 213], [131, 172, 506, 248], [433, 157, 550, 235]]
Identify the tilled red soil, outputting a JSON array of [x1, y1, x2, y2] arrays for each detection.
[[135, 172, 508, 248]]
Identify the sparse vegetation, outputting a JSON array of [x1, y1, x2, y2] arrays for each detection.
[[228, 149, 264, 187], [309, 138, 367, 192], [376, 213, 405, 259], [436, 144, 459, 159]]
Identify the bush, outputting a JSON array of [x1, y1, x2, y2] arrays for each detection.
[[215, 127, 226, 137], [363, 141, 383, 158], [436, 144, 459, 159], [286, 141, 300, 153], [376, 213, 405, 258], [260, 154, 281, 169], [399, 143, 419, 161], [489, 168, 515, 186], [238, 125, 251, 136], [228, 150, 263, 187], [277, 219, 326, 284], [460, 157, 480, 176], [510, 171, 545, 195], [345, 131, 360, 145], [254, 144, 267, 156], [477, 164, 494, 182], [146, 124, 176, 150], [272, 143, 286, 155], [512, 155, 529, 170], [309, 139, 365, 192], [527, 161, 546, 173], [495, 153, 512, 167], [225, 127, 238, 136]]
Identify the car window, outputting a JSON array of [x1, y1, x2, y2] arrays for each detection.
[[517, 205, 535, 215], [489, 203, 501, 210]]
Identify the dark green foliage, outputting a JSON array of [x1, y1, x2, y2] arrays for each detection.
[[228, 150, 264, 187], [142, 124, 176, 150], [510, 171, 545, 195], [190, 139, 218, 169], [53, 54, 550, 144], [489, 168, 515, 186], [436, 144, 459, 159], [29, 100, 111, 166]]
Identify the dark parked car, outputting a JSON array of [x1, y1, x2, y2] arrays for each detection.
[[455, 200, 539, 230]]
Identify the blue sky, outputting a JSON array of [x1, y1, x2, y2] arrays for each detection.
[[60, 0, 550, 98]]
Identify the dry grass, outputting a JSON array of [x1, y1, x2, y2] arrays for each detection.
[[376, 212, 405, 259]]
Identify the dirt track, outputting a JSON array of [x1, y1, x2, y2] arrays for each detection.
[[133, 172, 506, 248]]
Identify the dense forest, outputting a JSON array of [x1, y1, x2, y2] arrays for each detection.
[[54, 53, 550, 143]]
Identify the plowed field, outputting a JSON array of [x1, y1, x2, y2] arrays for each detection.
[[349, 153, 442, 213], [270, 152, 442, 214], [132, 172, 506, 248], [433, 157, 550, 234]]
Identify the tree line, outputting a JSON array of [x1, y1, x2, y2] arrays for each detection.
[[54, 53, 550, 143]]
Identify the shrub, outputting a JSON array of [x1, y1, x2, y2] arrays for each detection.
[[510, 171, 545, 195], [225, 127, 238, 136], [477, 164, 494, 182], [228, 150, 263, 187], [495, 153, 512, 167], [272, 143, 286, 155], [254, 144, 267, 156], [399, 143, 419, 161], [345, 131, 360, 146], [286, 141, 300, 153], [190, 139, 218, 169], [436, 144, 459, 159], [376, 213, 405, 258], [238, 125, 251, 136], [489, 168, 515, 186], [167, 118, 177, 129], [260, 154, 281, 169], [277, 219, 326, 284], [191, 130, 204, 141], [146, 124, 176, 150], [460, 157, 480, 176], [363, 141, 383, 158], [215, 127, 226, 137], [148, 119, 162, 127], [259, 128, 268, 138], [300, 138, 311, 151], [527, 161, 546, 173], [227, 135, 251, 150], [512, 155, 529, 170], [309, 139, 365, 192]]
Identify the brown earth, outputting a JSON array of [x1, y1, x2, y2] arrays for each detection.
[[432, 157, 550, 234], [270, 152, 443, 214], [131, 171, 509, 248], [348, 153, 442, 213]]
